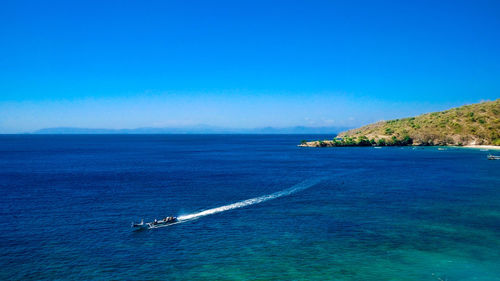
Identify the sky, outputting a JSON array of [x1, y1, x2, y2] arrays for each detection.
[[1, 0, 499, 133]]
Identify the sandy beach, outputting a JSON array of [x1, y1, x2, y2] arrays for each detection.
[[459, 145, 500, 150]]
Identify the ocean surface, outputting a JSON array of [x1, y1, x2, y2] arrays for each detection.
[[1, 135, 499, 280]]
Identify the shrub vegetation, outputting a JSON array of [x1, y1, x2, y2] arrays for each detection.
[[302, 99, 500, 147]]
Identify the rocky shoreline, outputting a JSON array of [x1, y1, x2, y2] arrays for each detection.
[[298, 140, 500, 149]]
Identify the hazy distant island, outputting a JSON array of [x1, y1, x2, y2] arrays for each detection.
[[32, 125, 351, 135], [300, 99, 500, 148]]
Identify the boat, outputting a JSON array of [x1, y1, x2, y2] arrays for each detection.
[[132, 219, 147, 230], [132, 216, 178, 230], [487, 154, 500, 160]]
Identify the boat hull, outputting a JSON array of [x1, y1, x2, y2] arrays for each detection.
[[132, 218, 179, 230]]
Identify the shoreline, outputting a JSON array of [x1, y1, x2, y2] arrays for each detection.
[[458, 145, 500, 150], [299, 142, 500, 150]]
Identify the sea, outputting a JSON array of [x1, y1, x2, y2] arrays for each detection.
[[0, 135, 499, 280]]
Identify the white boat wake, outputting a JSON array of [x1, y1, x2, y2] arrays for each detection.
[[177, 178, 324, 222]]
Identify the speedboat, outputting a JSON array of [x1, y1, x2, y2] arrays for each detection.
[[132, 219, 147, 230], [132, 217, 178, 230], [487, 154, 500, 160]]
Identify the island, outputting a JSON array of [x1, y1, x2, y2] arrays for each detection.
[[299, 99, 500, 148]]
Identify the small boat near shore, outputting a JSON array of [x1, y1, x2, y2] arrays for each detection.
[[487, 154, 500, 160], [132, 216, 178, 230]]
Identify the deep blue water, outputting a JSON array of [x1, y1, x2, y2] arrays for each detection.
[[1, 135, 499, 280]]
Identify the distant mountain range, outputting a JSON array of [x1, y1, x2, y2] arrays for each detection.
[[32, 125, 352, 135]]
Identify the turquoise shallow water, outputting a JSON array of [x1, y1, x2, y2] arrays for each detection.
[[0, 135, 499, 280]]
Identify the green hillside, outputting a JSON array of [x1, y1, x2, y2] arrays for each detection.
[[301, 99, 500, 147]]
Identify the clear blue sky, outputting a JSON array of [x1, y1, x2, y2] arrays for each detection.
[[1, 0, 499, 133]]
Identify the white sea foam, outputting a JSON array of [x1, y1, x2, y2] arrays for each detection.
[[177, 178, 323, 222]]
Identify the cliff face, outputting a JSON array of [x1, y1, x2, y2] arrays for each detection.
[[301, 99, 500, 147]]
